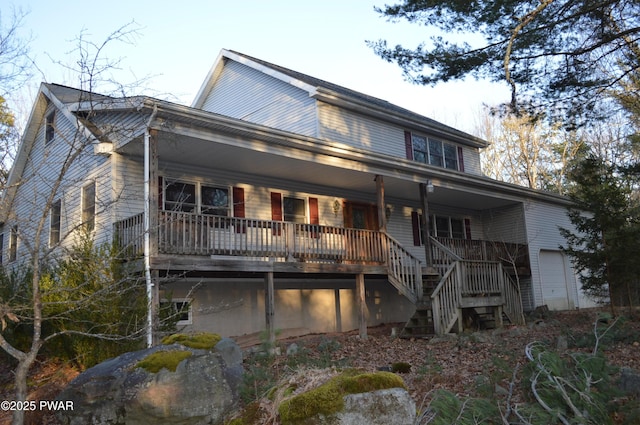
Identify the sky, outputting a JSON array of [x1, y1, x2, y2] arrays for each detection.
[[6, 0, 510, 134]]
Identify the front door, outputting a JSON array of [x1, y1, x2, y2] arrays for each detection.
[[343, 202, 378, 230]]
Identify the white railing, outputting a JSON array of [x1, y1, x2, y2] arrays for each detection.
[[115, 211, 390, 263], [114, 211, 424, 302], [430, 262, 462, 335], [384, 233, 423, 304]]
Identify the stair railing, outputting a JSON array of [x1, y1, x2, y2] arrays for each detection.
[[430, 260, 462, 335], [499, 263, 525, 325], [383, 233, 423, 304]]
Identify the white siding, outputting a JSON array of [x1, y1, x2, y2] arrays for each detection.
[[481, 203, 527, 244], [199, 60, 317, 136], [318, 102, 405, 157], [7, 102, 113, 264], [524, 199, 581, 310]]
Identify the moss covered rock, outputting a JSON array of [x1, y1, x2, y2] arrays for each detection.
[[136, 350, 192, 373], [56, 338, 243, 425], [161, 332, 222, 349], [278, 370, 413, 425]]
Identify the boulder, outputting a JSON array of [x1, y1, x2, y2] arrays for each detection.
[[277, 371, 415, 425], [334, 387, 415, 425], [619, 367, 640, 396], [56, 338, 242, 425]]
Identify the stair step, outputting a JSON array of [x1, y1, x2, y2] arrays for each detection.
[[400, 306, 435, 338]]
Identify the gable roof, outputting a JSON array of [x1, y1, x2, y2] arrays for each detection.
[[192, 49, 488, 148]]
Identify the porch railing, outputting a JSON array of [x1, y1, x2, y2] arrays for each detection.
[[114, 211, 392, 263], [431, 260, 525, 334], [434, 237, 530, 271]]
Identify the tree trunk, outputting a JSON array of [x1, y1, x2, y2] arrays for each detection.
[[12, 352, 37, 425]]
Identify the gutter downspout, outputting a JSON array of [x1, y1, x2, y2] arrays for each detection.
[[144, 105, 158, 348]]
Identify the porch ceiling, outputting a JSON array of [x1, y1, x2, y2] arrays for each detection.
[[117, 132, 519, 211]]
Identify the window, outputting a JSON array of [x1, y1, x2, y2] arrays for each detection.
[[429, 139, 444, 167], [162, 179, 233, 216], [433, 216, 466, 239], [0, 231, 4, 265], [411, 135, 428, 164], [9, 226, 17, 262], [50, 200, 61, 246], [283, 197, 306, 223], [82, 182, 96, 231], [164, 180, 196, 212], [161, 299, 192, 325], [411, 213, 470, 246], [45, 111, 55, 143], [444, 144, 459, 170], [409, 132, 460, 171], [201, 186, 229, 216]]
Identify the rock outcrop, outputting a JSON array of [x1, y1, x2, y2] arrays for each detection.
[[56, 336, 242, 425]]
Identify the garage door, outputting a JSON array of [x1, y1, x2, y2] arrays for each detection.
[[539, 250, 574, 310]]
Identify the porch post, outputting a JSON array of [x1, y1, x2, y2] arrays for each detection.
[[265, 272, 276, 346], [149, 130, 160, 345], [419, 182, 433, 269], [375, 175, 386, 232], [356, 273, 368, 339]]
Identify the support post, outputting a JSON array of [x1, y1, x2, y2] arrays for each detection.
[[265, 272, 276, 346], [375, 175, 386, 232], [356, 273, 368, 339], [419, 183, 433, 269]]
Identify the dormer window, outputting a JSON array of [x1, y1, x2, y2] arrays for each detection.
[[405, 131, 464, 172]]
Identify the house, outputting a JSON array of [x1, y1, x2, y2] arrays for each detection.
[[0, 49, 595, 343]]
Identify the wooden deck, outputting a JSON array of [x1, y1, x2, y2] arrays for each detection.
[[115, 211, 528, 334]]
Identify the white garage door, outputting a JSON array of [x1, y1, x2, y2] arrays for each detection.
[[539, 250, 574, 310]]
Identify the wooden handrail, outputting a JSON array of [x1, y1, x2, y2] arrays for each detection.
[[383, 232, 423, 303]]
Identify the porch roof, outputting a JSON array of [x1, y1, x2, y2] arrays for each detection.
[[113, 100, 571, 212]]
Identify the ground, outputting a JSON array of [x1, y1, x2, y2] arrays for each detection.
[[1, 307, 639, 424]]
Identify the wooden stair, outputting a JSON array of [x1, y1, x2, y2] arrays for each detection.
[[400, 300, 435, 338], [400, 271, 440, 338]]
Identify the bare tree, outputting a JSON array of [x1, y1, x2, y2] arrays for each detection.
[[0, 23, 153, 425], [0, 6, 32, 97], [478, 109, 583, 193]]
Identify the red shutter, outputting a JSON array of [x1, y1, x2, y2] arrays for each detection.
[[464, 218, 472, 240], [271, 192, 282, 235], [309, 198, 319, 224], [309, 197, 319, 238], [233, 187, 245, 218], [411, 211, 421, 246], [233, 187, 246, 233], [404, 131, 413, 160], [457, 146, 465, 172]]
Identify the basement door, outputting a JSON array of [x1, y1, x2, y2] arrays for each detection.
[[539, 250, 575, 311]]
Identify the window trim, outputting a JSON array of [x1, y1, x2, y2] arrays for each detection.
[[45, 111, 56, 144], [412, 213, 471, 246], [9, 226, 18, 262], [82, 182, 96, 231], [49, 199, 62, 246], [407, 131, 461, 171], [161, 298, 192, 326], [162, 177, 232, 216], [283, 195, 307, 224]]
